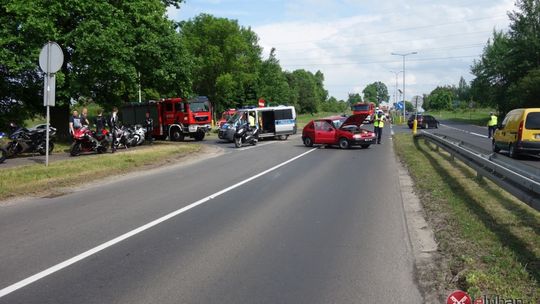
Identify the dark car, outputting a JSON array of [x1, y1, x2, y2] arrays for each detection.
[[407, 114, 439, 129], [301, 114, 376, 149]]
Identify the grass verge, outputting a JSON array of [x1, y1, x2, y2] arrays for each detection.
[[393, 133, 539, 302], [0, 143, 201, 200], [427, 108, 495, 126]]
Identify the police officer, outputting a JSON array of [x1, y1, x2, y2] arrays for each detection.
[[373, 109, 380, 142], [487, 112, 498, 139], [144, 112, 154, 145], [377, 110, 385, 144]]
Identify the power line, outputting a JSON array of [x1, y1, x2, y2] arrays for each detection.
[[269, 30, 495, 53], [265, 15, 507, 46], [281, 55, 481, 67]]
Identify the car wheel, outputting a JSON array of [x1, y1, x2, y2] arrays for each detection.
[[492, 140, 501, 153], [508, 143, 518, 158], [170, 129, 184, 142], [303, 137, 313, 147], [338, 138, 350, 149]]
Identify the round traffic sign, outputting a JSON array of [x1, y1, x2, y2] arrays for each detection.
[[39, 42, 64, 73]]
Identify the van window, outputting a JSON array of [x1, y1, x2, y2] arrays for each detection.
[[501, 115, 511, 128], [525, 112, 540, 129], [275, 109, 293, 120], [165, 102, 173, 112]]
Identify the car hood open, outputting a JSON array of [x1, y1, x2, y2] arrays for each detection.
[[340, 114, 369, 128]]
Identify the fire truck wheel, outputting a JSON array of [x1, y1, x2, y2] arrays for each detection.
[[170, 129, 184, 142], [194, 131, 205, 141]]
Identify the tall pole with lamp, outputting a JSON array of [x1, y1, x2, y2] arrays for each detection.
[[390, 70, 402, 122], [391, 52, 417, 125]]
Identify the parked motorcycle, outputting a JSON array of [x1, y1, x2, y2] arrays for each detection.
[[234, 123, 259, 148], [130, 124, 145, 146], [70, 126, 109, 156], [112, 125, 132, 150], [4, 123, 56, 157]]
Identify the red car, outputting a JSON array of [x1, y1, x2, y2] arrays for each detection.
[[302, 114, 376, 149]]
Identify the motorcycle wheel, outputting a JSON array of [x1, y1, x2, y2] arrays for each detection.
[[252, 139, 257, 146], [234, 137, 242, 148], [97, 145, 108, 154], [0, 148, 7, 163], [70, 142, 82, 156], [5, 142, 20, 157], [38, 141, 54, 155]]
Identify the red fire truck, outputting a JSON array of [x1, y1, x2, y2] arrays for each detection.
[[122, 96, 212, 141], [351, 102, 376, 123]]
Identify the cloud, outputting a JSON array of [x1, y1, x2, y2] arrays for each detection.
[[253, 0, 514, 101]]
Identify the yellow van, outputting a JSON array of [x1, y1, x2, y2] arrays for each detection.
[[492, 108, 540, 158]]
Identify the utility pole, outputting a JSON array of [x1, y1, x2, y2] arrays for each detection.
[[391, 52, 417, 124], [390, 70, 402, 116]]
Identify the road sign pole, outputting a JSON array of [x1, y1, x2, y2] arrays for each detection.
[[45, 43, 50, 167]]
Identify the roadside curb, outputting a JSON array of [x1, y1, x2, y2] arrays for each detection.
[[394, 138, 444, 304]]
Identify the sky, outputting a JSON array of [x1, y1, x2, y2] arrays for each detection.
[[167, 0, 514, 102]]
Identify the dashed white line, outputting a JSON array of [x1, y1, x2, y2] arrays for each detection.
[[0, 147, 318, 298], [440, 123, 489, 138]]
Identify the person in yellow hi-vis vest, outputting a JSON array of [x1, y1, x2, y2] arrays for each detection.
[[487, 112, 498, 139], [376, 110, 385, 144], [373, 109, 380, 140]]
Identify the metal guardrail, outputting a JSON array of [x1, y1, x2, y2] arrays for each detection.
[[419, 132, 540, 211]]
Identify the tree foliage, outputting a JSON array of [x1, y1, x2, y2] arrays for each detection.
[[425, 86, 455, 111], [347, 93, 362, 105], [180, 14, 261, 112], [471, 0, 540, 114], [362, 81, 389, 105], [0, 0, 191, 127]]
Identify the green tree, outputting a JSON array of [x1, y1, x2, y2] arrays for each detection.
[[286, 69, 323, 114], [363, 81, 389, 105], [471, 0, 540, 114], [180, 14, 262, 112], [0, 0, 190, 128], [347, 93, 362, 106], [426, 86, 455, 110], [257, 48, 290, 107]]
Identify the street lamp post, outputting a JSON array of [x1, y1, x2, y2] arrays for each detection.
[[391, 52, 417, 125], [390, 70, 403, 121]]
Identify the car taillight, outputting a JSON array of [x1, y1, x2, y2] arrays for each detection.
[[518, 120, 524, 142]]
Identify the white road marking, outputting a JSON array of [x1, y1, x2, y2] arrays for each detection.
[[440, 123, 489, 138], [236, 140, 280, 151], [0, 147, 318, 298]]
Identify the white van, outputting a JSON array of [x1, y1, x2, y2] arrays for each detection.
[[218, 106, 297, 142]]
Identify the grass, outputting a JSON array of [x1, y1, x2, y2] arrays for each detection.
[[393, 133, 539, 302], [0, 143, 201, 200], [426, 108, 495, 126]]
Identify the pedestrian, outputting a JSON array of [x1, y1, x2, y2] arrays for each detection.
[[69, 110, 82, 136], [377, 110, 385, 144], [80, 107, 90, 127], [487, 112, 498, 139], [144, 111, 154, 145], [109, 107, 119, 153]]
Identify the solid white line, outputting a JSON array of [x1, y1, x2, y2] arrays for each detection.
[[0, 147, 318, 298], [237, 140, 279, 151], [440, 123, 488, 138]]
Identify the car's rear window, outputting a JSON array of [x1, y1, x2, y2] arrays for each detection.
[[525, 112, 540, 129]]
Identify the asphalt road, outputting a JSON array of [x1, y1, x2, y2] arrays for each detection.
[[0, 126, 423, 303]]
